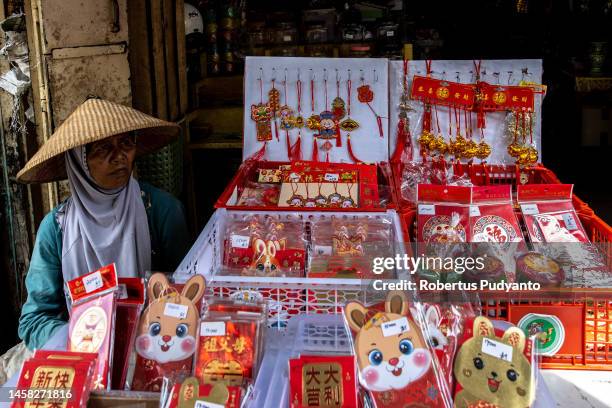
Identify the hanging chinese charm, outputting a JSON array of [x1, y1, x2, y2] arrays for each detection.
[[251, 104, 273, 142], [340, 70, 359, 132], [268, 79, 281, 140], [279, 75, 295, 131], [391, 60, 414, 162], [357, 81, 384, 138], [318, 74, 342, 147], [332, 73, 346, 121], [252, 75, 272, 142], [307, 72, 321, 132]]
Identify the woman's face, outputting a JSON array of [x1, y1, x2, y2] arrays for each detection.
[[86, 133, 136, 189]]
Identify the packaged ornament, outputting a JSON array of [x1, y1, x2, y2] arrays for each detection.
[[163, 377, 243, 408], [518, 185, 588, 244], [416, 185, 471, 283], [453, 316, 538, 408], [469, 185, 525, 283], [517, 184, 609, 287], [66, 263, 119, 390], [308, 215, 395, 279], [111, 277, 145, 390], [516, 252, 564, 288], [343, 291, 451, 407], [288, 355, 358, 408], [131, 273, 206, 392], [417, 185, 471, 243], [223, 214, 307, 277], [236, 182, 281, 207], [195, 306, 266, 386], [418, 302, 477, 395]]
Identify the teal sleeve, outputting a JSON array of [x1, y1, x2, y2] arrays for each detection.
[[18, 211, 68, 350], [157, 195, 191, 271]]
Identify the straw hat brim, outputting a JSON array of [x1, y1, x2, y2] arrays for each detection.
[[17, 98, 180, 184]]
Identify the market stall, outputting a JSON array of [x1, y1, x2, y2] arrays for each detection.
[[6, 57, 611, 408]]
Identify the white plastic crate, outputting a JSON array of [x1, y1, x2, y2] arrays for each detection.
[[174, 208, 407, 327]]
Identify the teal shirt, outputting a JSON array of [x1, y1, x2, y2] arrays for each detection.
[[18, 182, 191, 350]]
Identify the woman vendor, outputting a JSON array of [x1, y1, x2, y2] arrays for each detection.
[[16, 98, 191, 350]]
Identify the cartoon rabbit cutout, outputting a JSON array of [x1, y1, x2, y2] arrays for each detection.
[[135, 273, 205, 364], [250, 238, 281, 276], [453, 316, 535, 408], [344, 291, 433, 393]]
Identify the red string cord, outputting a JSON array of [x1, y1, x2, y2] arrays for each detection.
[[347, 79, 351, 115]]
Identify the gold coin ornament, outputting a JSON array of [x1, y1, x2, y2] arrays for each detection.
[[450, 134, 467, 158], [435, 134, 448, 154], [475, 140, 492, 160], [462, 139, 479, 159], [293, 115, 304, 128], [418, 130, 434, 153], [428, 136, 439, 152], [507, 142, 523, 158], [527, 145, 539, 164], [339, 118, 360, 132], [307, 115, 321, 131]]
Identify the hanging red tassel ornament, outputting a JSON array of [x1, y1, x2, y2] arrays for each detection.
[[335, 123, 342, 147], [347, 134, 363, 163], [391, 117, 408, 162], [312, 136, 319, 162], [286, 131, 292, 159], [247, 141, 267, 162], [291, 133, 302, 161]]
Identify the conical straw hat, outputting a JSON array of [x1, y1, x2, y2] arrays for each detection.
[[17, 98, 180, 183]]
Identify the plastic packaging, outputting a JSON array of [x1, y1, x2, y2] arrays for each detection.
[[236, 182, 281, 207], [417, 302, 476, 394], [131, 273, 206, 392], [223, 214, 307, 277], [343, 291, 452, 407], [111, 277, 145, 390], [517, 184, 608, 287], [309, 215, 395, 279], [195, 300, 266, 387], [160, 376, 244, 408], [453, 316, 539, 408], [66, 264, 119, 391], [469, 185, 525, 283]]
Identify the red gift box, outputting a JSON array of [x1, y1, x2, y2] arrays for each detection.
[[289, 355, 358, 408], [12, 356, 95, 408]]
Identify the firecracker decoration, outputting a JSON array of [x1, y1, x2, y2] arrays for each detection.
[[268, 80, 280, 140]]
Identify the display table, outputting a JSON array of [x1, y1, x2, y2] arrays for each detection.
[[0, 323, 578, 408]]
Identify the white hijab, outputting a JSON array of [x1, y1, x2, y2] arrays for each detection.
[[60, 145, 151, 283]]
